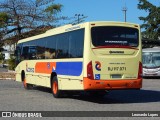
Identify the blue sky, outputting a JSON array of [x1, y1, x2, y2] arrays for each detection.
[[55, 0, 160, 25]]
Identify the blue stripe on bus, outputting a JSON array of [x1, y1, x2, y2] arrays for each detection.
[[52, 62, 83, 76]]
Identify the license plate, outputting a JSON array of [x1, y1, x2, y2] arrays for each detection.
[[111, 74, 122, 78], [148, 71, 156, 73]]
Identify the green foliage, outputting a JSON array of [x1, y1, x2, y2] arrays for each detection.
[[0, 53, 4, 61], [0, 12, 9, 27], [0, 12, 9, 43], [138, 0, 160, 40], [44, 4, 62, 14], [8, 56, 16, 70]]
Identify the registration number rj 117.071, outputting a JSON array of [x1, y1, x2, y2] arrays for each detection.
[[108, 67, 126, 71]]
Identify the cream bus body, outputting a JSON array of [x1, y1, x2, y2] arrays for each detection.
[[15, 21, 142, 97]]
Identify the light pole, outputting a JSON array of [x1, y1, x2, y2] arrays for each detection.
[[122, 6, 127, 22], [75, 14, 84, 24]]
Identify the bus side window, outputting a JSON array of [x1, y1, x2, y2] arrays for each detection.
[[37, 47, 45, 59], [28, 47, 37, 60], [22, 47, 29, 60], [69, 29, 84, 58]]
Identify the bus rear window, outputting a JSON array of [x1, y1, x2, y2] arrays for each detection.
[[91, 26, 139, 47]]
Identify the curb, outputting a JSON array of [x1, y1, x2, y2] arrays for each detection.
[[0, 72, 15, 80], [0, 78, 15, 80]]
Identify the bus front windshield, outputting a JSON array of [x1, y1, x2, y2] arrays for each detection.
[[143, 52, 160, 68], [91, 26, 139, 47]]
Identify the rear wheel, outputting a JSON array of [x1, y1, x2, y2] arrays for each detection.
[[51, 77, 62, 98]]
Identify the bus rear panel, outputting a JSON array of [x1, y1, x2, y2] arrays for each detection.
[[83, 22, 142, 90]]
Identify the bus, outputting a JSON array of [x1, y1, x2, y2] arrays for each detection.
[[142, 47, 160, 77], [15, 21, 142, 98]]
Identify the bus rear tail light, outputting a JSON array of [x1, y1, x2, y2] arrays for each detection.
[[138, 62, 142, 79], [87, 61, 94, 79]]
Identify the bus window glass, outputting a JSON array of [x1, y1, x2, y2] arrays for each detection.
[[36, 39, 45, 59], [69, 29, 84, 58], [91, 26, 139, 47], [56, 33, 69, 58], [22, 40, 37, 60], [22, 46, 29, 59], [28, 46, 37, 59], [46, 36, 56, 59]]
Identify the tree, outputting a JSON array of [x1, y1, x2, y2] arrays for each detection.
[[0, 0, 64, 43], [138, 0, 160, 40], [0, 52, 5, 63], [0, 12, 9, 47], [0, 12, 9, 28]]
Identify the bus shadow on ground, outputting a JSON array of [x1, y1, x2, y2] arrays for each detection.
[[33, 86, 52, 93], [143, 76, 160, 79], [33, 86, 160, 104], [70, 89, 160, 104]]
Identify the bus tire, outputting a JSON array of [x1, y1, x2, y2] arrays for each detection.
[[22, 72, 33, 90], [51, 77, 62, 98]]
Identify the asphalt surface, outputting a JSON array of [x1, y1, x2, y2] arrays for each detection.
[[0, 68, 160, 120], [0, 67, 8, 72]]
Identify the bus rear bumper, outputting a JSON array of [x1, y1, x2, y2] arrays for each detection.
[[83, 77, 142, 90]]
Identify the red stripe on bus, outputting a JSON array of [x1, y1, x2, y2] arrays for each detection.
[[92, 45, 139, 50]]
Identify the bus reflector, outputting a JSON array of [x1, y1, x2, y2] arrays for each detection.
[[134, 25, 139, 28], [87, 61, 94, 79], [138, 62, 142, 79]]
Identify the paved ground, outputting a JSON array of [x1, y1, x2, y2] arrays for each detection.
[[0, 78, 160, 120], [0, 67, 8, 72]]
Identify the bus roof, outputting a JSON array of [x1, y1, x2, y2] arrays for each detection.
[[143, 47, 160, 52], [17, 21, 140, 44]]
